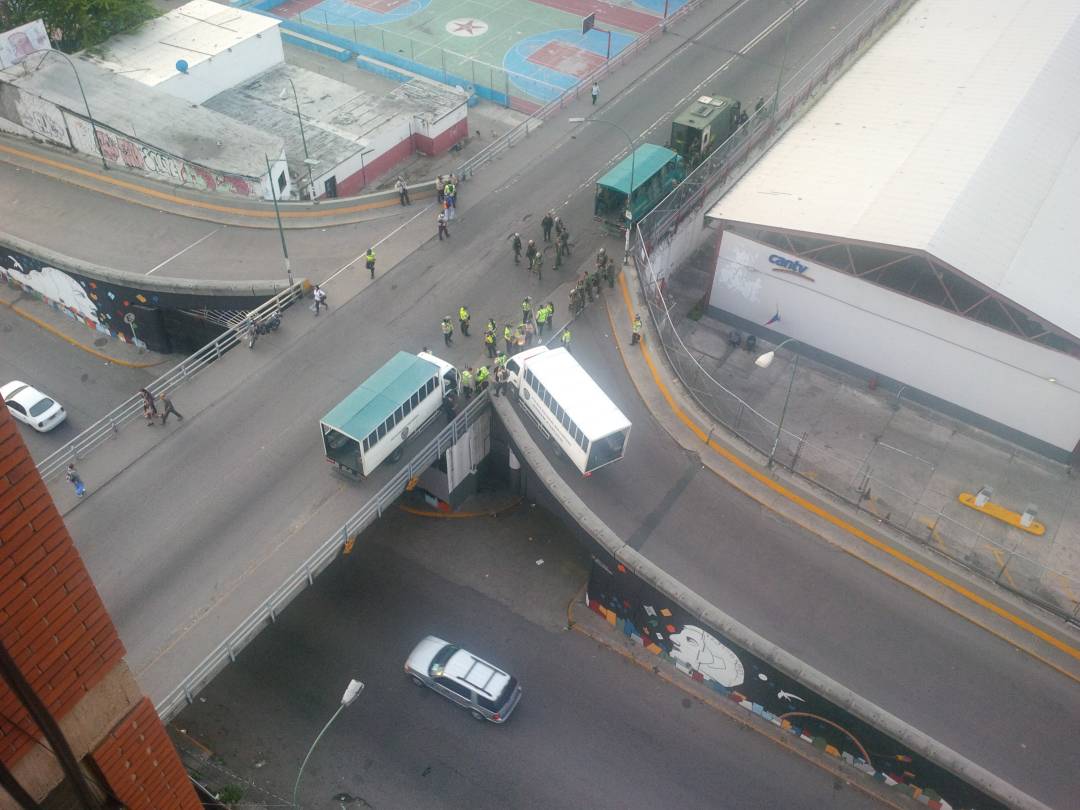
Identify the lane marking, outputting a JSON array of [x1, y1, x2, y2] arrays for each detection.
[[145, 227, 222, 275], [609, 272, 1080, 678]]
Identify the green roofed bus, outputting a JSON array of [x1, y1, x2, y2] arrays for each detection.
[[321, 351, 458, 478], [593, 144, 685, 232]]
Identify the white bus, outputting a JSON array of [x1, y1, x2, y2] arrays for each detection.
[[321, 351, 458, 478], [506, 347, 631, 475]]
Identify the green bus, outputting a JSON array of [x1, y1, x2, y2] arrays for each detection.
[[594, 144, 685, 231]]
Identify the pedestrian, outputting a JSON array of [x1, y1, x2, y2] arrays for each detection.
[[312, 284, 328, 316], [541, 210, 554, 242], [484, 328, 497, 358], [524, 319, 536, 346], [535, 302, 549, 336], [561, 327, 572, 353], [66, 463, 85, 498], [514, 324, 527, 354], [591, 81, 599, 105], [444, 178, 457, 220], [459, 304, 471, 336], [159, 392, 184, 424], [494, 363, 510, 397], [476, 364, 490, 392], [436, 175, 445, 204], [511, 232, 522, 265], [558, 227, 570, 259], [441, 316, 454, 346], [755, 96, 765, 113], [139, 388, 157, 424], [395, 176, 411, 206], [365, 248, 376, 280], [631, 313, 643, 345], [521, 296, 533, 324], [437, 211, 450, 240], [460, 366, 474, 399], [503, 323, 514, 355]]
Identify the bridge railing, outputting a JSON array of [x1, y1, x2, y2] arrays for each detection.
[[155, 390, 491, 721], [37, 284, 306, 481]]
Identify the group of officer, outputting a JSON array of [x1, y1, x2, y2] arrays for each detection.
[[569, 247, 617, 316]]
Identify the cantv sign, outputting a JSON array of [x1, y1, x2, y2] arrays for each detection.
[[769, 253, 814, 282]]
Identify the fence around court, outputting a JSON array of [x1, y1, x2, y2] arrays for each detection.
[[155, 390, 491, 721], [36, 284, 306, 481], [627, 0, 1080, 622]]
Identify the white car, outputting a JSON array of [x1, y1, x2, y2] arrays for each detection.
[[404, 635, 522, 723], [2, 381, 67, 432]]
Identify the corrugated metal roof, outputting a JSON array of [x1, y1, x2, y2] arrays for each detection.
[[708, 0, 1080, 338], [321, 352, 438, 441], [598, 144, 680, 195]]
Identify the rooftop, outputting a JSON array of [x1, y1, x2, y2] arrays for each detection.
[[527, 348, 631, 439], [708, 0, 1080, 339], [320, 352, 438, 441], [598, 144, 680, 195]]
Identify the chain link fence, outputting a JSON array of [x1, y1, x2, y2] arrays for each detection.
[[628, 0, 1080, 622]]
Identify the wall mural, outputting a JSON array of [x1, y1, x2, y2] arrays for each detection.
[[585, 560, 1006, 810]]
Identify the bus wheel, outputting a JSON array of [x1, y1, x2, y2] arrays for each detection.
[[389, 446, 404, 463]]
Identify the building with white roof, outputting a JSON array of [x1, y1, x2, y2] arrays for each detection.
[[705, 0, 1080, 460], [87, 0, 283, 104]]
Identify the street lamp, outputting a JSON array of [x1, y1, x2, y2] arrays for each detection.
[[569, 116, 635, 265], [264, 154, 293, 286], [772, 1, 797, 117], [280, 79, 319, 202], [25, 49, 108, 171], [293, 679, 364, 808], [755, 337, 799, 467]]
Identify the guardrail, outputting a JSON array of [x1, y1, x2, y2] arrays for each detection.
[[37, 284, 306, 481], [455, 0, 708, 181], [155, 390, 491, 721]]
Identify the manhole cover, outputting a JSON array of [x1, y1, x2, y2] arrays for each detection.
[[93, 337, 109, 347]]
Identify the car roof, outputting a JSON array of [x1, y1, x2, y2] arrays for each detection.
[[444, 648, 511, 699], [1, 381, 43, 405]]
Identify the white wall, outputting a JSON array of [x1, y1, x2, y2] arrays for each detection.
[[157, 28, 285, 104], [710, 231, 1080, 453]]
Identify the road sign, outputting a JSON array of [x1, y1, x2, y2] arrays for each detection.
[[582, 13, 596, 35]]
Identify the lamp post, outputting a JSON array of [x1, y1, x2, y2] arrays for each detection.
[[293, 679, 365, 808], [280, 79, 318, 202], [264, 154, 293, 286], [569, 116, 635, 265], [773, 1, 797, 117], [26, 49, 108, 171], [755, 338, 799, 468]]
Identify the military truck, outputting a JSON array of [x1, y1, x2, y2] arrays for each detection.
[[669, 95, 742, 168]]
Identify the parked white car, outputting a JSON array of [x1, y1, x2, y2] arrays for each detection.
[[404, 635, 522, 723], [2, 381, 67, 432]]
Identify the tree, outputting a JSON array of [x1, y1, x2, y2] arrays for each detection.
[[0, 0, 158, 53]]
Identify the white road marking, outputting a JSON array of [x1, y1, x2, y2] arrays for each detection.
[[323, 203, 433, 286], [144, 227, 222, 275]]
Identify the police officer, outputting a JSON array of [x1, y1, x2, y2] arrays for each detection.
[[476, 364, 490, 392], [596, 247, 607, 272], [557, 228, 570, 259], [591, 268, 602, 299], [494, 363, 510, 397], [535, 302, 549, 336], [554, 215, 564, 237], [494, 350, 507, 369], [365, 248, 376, 279], [631, 313, 643, 345], [569, 284, 581, 316], [521, 296, 532, 324], [511, 232, 522, 264], [484, 327, 496, 358], [486, 318, 497, 334], [561, 327, 572, 353], [525, 239, 538, 268], [459, 305, 471, 336], [460, 366, 474, 399], [441, 316, 454, 346], [541, 211, 554, 242], [503, 323, 514, 355]]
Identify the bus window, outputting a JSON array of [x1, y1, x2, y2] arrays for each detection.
[[377, 423, 386, 440], [403, 399, 411, 416]]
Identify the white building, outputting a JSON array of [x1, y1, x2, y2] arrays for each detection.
[[705, 0, 1080, 461], [87, 0, 283, 104]]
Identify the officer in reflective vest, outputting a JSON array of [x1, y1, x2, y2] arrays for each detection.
[[503, 324, 514, 355], [632, 314, 643, 344], [484, 328, 496, 358], [476, 365, 490, 391], [441, 316, 454, 346], [561, 328, 572, 352], [535, 303, 550, 336], [459, 305, 471, 336], [365, 248, 376, 280], [460, 366, 474, 399], [521, 296, 532, 324]]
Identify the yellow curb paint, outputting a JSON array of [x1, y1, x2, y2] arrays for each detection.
[[611, 273, 1080, 672], [0, 142, 406, 221], [0, 297, 166, 369]]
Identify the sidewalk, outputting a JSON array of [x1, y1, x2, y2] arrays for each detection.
[[603, 258, 1080, 677]]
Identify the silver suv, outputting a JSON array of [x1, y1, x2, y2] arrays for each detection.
[[404, 636, 523, 723]]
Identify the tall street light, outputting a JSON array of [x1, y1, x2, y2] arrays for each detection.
[[264, 154, 293, 286], [26, 49, 108, 171], [569, 116, 635, 266], [773, 1, 797, 117], [755, 337, 799, 468], [280, 78, 319, 202], [293, 679, 365, 808]]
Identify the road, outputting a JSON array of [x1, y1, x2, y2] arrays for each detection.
[[7, 1, 1076, 807], [173, 502, 880, 810]]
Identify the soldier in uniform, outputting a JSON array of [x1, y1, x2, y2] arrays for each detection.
[[511, 232, 522, 264], [541, 211, 554, 242]]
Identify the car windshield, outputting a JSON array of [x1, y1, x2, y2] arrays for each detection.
[[429, 644, 458, 677], [28, 398, 55, 417], [495, 676, 518, 708]]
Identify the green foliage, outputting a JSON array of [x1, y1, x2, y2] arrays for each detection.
[[0, 0, 158, 53], [216, 784, 245, 805]]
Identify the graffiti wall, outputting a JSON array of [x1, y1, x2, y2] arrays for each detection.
[[0, 242, 280, 354], [585, 560, 1007, 810]]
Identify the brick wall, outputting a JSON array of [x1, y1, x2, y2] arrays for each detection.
[[91, 697, 201, 810]]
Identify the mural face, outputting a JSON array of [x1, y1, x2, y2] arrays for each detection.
[[668, 624, 744, 687], [0, 253, 100, 324]]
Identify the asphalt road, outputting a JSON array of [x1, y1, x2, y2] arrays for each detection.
[[173, 503, 879, 810], [0, 302, 157, 460]]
